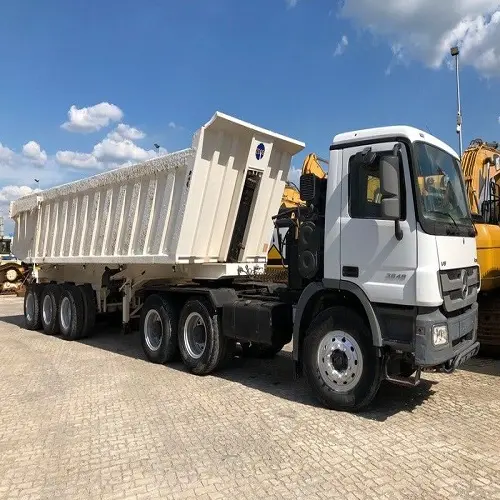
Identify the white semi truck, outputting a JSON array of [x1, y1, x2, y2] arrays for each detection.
[[10, 111, 480, 411]]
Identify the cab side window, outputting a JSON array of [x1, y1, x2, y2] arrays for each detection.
[[348, 152, 406, 220]]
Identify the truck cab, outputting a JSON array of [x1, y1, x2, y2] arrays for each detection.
[[286, 126, 480, 410]]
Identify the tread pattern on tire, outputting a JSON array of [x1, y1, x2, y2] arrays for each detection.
[[40, 284, 61, 335], [178, 297, 230, 375], [78, 284, 97, 339], [59, 284, 85, 341], [140, 294, 178, 364], [303, 305, 382, 412], [24, 283, 44, 330]]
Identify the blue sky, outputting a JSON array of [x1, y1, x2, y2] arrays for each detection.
[[1, 0, 499, 234]]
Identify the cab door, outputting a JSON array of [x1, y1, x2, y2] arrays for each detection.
[[339, 141, 417, 305]]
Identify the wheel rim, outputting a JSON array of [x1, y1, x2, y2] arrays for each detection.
[[60, 296, 71, 331], [42, 294, 53, 325], [317, 330, 364, 393], [184, 312, 207, 359], [26, 292, 35, 322], [6, 269, 18, 282], [144, 309, 163, 351]]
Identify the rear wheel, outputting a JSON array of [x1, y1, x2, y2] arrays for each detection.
[[40, 284, 61, 335], [140, 294, 178, 364], [78, 284, 97, 339], [178, 298, 231, 375], [59, 285, 85, 341], [303, 306, 382, 412], [24, 283, 44, 330]]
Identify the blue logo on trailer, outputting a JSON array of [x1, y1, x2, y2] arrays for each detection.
[[255, 143, 265, 160]]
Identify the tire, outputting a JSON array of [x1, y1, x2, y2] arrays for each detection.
[[5, 267, 21, 283], [178, 298, 231, 375], [78, 284, 97, 339], [240, 342, 284, 359], [58, 284, 85, 341], [24, 283, 44, 330], [140, 294, 178, 364], [40, 284, 61, 335], [303, 306, 382, 412]]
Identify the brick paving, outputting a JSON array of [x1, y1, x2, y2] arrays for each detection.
[[1, 295, 500, 500]]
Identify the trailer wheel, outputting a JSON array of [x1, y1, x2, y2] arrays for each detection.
[[240, 342, 284, 359], [24, 283, 44, 330], [40, 284, 61, 335], [303, 306, 382, 412], [78, 284, 97, 339], [178, 298, 230, 375], [140, 294, 178, 364], [58, 285, 85, 341]]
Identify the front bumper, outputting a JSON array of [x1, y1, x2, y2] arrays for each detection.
[[415, 302, 479, 368]]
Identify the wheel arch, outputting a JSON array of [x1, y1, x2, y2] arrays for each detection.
[[292, 280, 383, 366]]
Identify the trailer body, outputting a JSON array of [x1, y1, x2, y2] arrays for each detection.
[[11, 112, 305, 280]]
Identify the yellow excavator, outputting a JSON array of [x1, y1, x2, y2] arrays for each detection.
[[462, 139, 500, 349]]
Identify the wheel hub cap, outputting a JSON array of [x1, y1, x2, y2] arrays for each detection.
[[144, 309, 163, 351], [184, 312, 207, 359], [317, 330, 363, 393], [60, 297, 72, 331], [26, 293, 35, 322], [42, 294, 53, 325]]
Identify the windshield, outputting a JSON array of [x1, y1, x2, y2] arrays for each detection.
[[413, 141, 474, 236]]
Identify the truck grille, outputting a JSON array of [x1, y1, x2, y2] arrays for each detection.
[[439, 266, 479, 313]]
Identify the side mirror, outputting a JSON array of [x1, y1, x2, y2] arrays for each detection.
[[380, 155, 403, 240]]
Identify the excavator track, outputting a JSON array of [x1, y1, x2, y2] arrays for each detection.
[[478, 292, 500, 352]]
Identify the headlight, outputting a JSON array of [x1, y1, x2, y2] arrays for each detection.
[[432, 325, 449, 346]]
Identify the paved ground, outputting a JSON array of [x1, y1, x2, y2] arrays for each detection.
[[1, 296, 500, 500]]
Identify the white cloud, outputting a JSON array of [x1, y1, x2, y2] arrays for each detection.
[[22, 141, 47, 165], [55, 151, 102, 169], [285, 0, 298, 8], [0, 143, 14, 163], [340, 0, 500, 76], [0, 185, 40, 203], [108, 123, 146, 141], [61, 102, 124, 133], [55, 122, 160, 170], [0, 186, 41, 230], [93, 137, 154, 163], [334, 35, 349, 56]]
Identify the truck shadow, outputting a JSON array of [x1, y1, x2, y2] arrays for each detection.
[[2, 314, 437, 421]]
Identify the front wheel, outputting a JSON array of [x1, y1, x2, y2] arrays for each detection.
[[303, 306, 382, 412]]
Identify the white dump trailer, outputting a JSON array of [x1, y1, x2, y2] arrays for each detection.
[[11, 112, 304, 279], [11, 113, 480, 412]]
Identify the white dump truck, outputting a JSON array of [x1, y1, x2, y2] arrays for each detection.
[[10, 111, 480, 411]]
